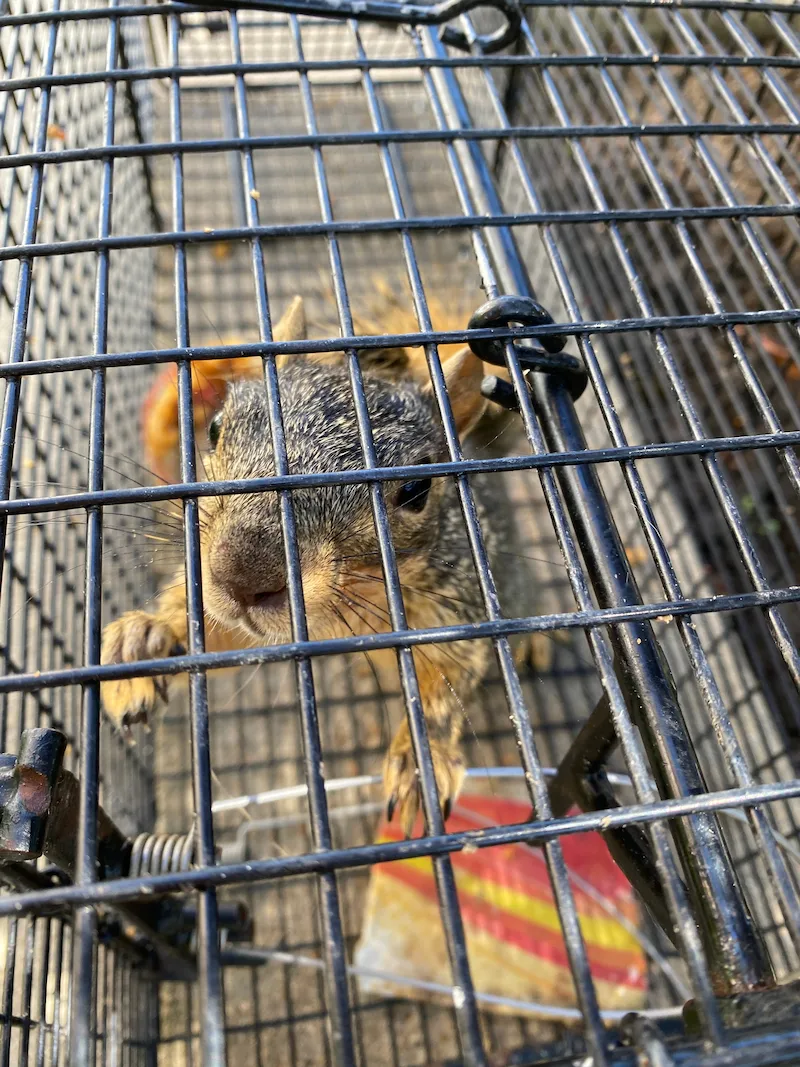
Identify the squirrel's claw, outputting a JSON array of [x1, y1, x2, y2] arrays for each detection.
[[383, 721, 465, 838], [120, 705, 150, 745], [100, 610, 183, 743]]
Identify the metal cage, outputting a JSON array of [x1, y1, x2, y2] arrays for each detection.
[[1, 0, 799, 1063]]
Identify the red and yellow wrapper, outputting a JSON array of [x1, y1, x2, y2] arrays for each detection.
[[355, 793, 647, 1017]]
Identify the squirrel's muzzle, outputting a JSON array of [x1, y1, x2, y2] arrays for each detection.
[[208, 528, 287, 616]]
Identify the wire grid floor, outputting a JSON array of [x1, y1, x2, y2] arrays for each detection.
[[1, 1, 800, 1065]]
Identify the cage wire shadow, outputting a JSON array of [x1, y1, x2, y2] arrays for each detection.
[[1, 0, 800, 1064]]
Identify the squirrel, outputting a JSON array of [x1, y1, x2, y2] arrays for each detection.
[[102, 293, 532, 836]]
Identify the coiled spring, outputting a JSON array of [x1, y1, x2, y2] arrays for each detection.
[[128, 831, 194, 877]]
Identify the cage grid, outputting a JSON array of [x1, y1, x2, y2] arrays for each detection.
[[1, 0, 800, 1064]]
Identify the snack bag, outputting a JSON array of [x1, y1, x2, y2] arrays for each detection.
[[355, 794, 647, 1016]]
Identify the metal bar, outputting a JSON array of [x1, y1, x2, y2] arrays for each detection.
[[1, 583, 799, 696], [0, 17, 68, 1066], [0, 919, 18, 1067], [51, 922, 66, 1067], [4, 204, 800, 263], [219, 87, 249, 229], [3, 431, 800, 515], [5, 51, 800, 95], [34, 919, 52, 1067], [3, 309, 800, 378], [0, 0, 798, 27], [546, 694, 677, 938], [226, 11, 356, 1064], [289, 12, 488, 1062], [5, 120, 800, 171], [167, 12, 227, 1065], [3, 777, 800, 918], [0, 4, 90, 748], [69, 4, 120, 1060], [18, 920, 36, 1065], [0, 0, 59, 626]]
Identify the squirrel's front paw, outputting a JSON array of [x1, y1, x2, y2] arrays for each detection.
[[100, 611, 184, 741], [383, 720, 465, 838]]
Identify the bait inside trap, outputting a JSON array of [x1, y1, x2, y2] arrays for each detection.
[[1, 1, 800, 1066]]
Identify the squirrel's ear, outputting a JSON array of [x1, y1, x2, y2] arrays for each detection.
[[431, 345, 487, 439], [274, 295, 306, 342], [357, 345, 410, 380], [274, 296, 307, 369]]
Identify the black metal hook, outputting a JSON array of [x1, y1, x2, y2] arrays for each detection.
[[184, 0, 522, 53], [467, 295, 587, 400]]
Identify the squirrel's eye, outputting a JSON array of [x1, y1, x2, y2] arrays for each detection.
[[394, 458, 432, 513], [394, 478, 431, 512], [208, 411, 223, 449]]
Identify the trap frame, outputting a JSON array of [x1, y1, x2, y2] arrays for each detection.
[[1, 0, 800, 1064]]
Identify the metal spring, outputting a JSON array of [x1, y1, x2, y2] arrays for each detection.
[[127, 831, 195, 877]]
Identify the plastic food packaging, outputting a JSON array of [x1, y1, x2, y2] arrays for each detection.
[[354, 793, 647, 1017]]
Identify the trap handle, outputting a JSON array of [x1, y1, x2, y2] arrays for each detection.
[[184, 0, 522, 53]]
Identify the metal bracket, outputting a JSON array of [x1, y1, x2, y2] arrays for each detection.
[[468, 295, 588, 402], [0, 728, 253, 980], [545, 695, 678, 944], [0, 728, 67, 862], [184, 0, 523, 54]]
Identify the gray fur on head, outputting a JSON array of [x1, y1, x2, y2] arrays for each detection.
[[219, 360, 443, 477], [213, 360, 445, 535], [199, 358, 458, 639]]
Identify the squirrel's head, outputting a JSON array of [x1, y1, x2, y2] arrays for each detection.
[[198, 296, 486, 644]]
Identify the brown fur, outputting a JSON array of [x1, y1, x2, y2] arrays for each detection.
[[102, 293, 515, 836]]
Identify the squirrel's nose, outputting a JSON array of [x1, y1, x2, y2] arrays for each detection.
[[225, 580, 287, 611], [209, 534, 286, 612]]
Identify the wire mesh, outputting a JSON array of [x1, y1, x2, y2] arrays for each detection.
[[1, 0, 800, 1065]]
